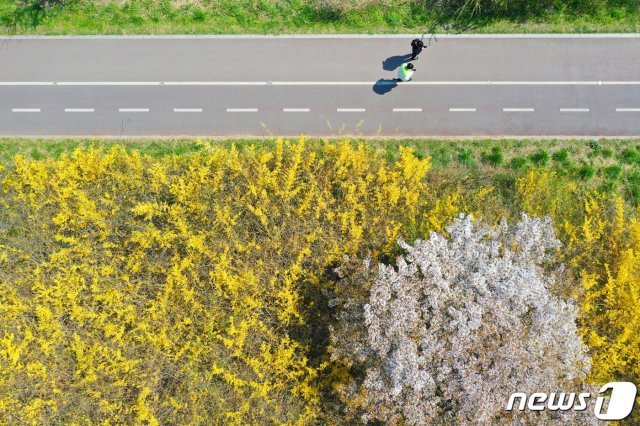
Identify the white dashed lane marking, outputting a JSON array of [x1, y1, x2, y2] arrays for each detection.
[[119, 108, 149, 112], [560, 108, 589, 112], [10, 105, 629, 114], [393, 108, 422, 112], [65, 108, 94, 112], [12, 108, 40, 112]]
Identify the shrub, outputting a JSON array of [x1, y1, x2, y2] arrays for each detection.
[[515, 169, 580, 221], [602, 164, 622, 181], [625, 169, 640, 205], [0, 139, 442, 424], [620, 148, 640, 165], [457, 148, 476, 168], [3, 137, 640, 424], [29, 147, 43, 160], [577, 163, 595, 180], [565, 195, 640, 420], [329, 214, 592, 425], [598, 180, 618, 194], [529, 149, 550, 166], [191, 8, 206, 22], [480, 146, 503, 166], [552, 148, 570, 164], [509, 156, 527, 169], [431, 146, 453, 167], [588, 140, 602, 155]]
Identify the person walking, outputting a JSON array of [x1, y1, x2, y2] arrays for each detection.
[[410, 38, 425, 60], [394, 62, 415, 82]]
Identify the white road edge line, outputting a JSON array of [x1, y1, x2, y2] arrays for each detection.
[[2, 80, 640, 86], [503, 108, 534, 112], [65, 108, 94, 112], [616, 108, 640, 112], [393, 108, 422, 112], [449, 108, 476, 112], [491, 81, 600, 85], [337, 108, 365, 112], [119, 108, 149, 112], [227, 108, 258, 112], [560, 108, 590, 112], [283, 108, 310, 112], [12, 108, 40, 112], [601, 81, 640, 85], [173, 108, 203, 112]]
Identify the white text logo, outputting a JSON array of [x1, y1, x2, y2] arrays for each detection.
[[506, 382, 637, 420]]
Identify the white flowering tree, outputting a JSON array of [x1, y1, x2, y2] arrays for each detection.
[[329, 214, 594, 425]]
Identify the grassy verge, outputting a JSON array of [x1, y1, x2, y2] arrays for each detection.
[[3, 136, 640, 160], [1, 0, 640, 35], [3, 137, 640, 205]]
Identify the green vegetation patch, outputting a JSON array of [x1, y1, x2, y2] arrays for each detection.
[[2, 0, 640, 35], [3, 137, 640, 205]]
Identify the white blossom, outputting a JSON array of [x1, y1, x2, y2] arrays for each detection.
[[330, 214, 596, 425]]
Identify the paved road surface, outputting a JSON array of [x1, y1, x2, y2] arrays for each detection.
[[1, 35, 640, 137]]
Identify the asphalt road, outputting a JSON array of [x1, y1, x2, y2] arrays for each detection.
[[1, 35, 640, 137]]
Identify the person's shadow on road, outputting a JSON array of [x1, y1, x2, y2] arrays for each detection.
[[382, 53, 412, 71], [373, 79, 398, 95]]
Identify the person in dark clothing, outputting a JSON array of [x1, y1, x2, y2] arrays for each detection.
[[411, 38, 425, 60]]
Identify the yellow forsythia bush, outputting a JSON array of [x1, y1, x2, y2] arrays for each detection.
[[565, 195, 640, 397], [0, 139, 475, 424], [5, 139, 637, 424], [517, 171, 640, 416], [515, 169, 581, 223]]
